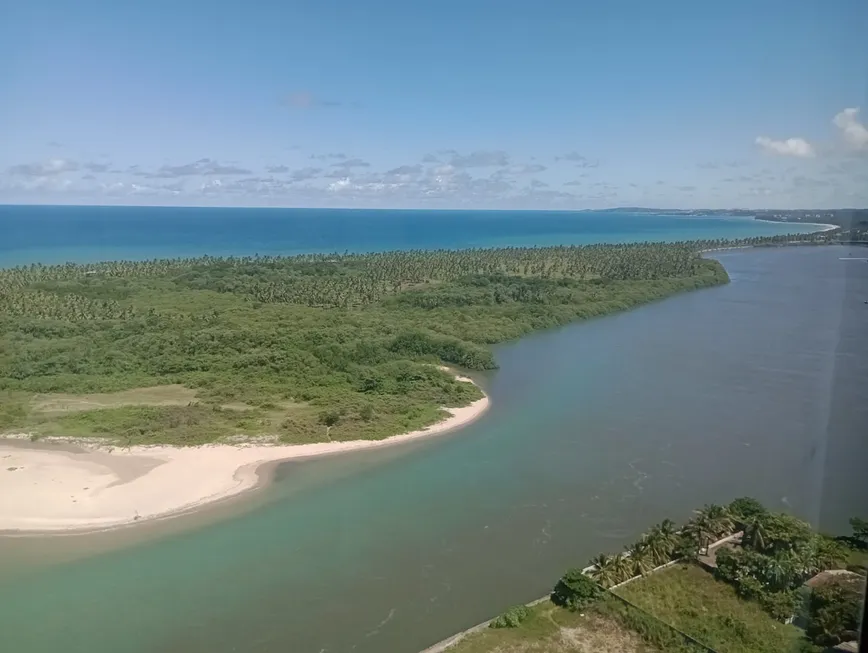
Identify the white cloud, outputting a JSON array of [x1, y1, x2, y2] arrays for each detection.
[[327, 178, 352, 192], [136, 159, 252, 178], [449, 150, 510, 168], [8, 158, 80, 176], [833, 108, 868, 150], [754, 136, 815, 158]]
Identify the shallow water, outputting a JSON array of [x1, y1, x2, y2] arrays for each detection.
[[1, 246, 865, 653]]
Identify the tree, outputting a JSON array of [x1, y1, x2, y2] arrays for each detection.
[[699, 503, 734, 538], [629, 546, 655, 577], [728, 497, 767, 523], [850, 516, 868, 547], [763, 555, 797, 592], [799, 535, 848, 574], [685, 515, 716, 555], [609, 553, 634, 585], [644, 520, 679, 565], [743, 514, 768, 552], [551, 568, 603, 610], [806, 576, 863, 646], [673, 532, 701, 560], [318, 409, 341, 438], [761, 513, 814, 555], [588, 554, 618, 588]]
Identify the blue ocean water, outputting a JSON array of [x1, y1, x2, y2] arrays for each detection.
[[0, 204, 819, 267]]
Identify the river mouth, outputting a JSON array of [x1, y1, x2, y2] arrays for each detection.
[[0, 245, 865, 653]]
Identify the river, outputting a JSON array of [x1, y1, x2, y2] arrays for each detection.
[[0, 245, 865, 653]]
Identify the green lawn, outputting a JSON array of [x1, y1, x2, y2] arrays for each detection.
[[438, 600, 660, 653], [846, 546, 868, 570], [614, 564, 806, 653]]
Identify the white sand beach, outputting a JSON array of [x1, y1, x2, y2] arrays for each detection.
[[0, 390, 489, 534]]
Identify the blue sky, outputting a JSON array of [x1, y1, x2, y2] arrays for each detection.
[[2, 0, 867, 209]]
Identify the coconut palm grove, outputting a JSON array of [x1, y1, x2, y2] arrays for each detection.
[[0, 233, 834, 446]]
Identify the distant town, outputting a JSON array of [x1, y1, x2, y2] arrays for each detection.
[[602, 208, 868, 239]]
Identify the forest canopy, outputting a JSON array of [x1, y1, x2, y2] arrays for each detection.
[[0, 236, 820, 445]]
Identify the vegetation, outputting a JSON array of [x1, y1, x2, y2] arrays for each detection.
[[805, 574, 864, 646], [615, 564, 805, 653], [0, 243, 732, 445], [592, 595, 708, 653], [551, 568, 603, 609], [443, 500, 866, 652], [848, 517, 868, 548], [445, 599, 665, 653], [489, 605, 532, 629], [728, 497, 767, 523]]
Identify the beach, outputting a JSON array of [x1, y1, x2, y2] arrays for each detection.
[[0, 388, 489, 534]]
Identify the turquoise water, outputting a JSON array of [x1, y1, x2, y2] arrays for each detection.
[[1, 245, 865, 653], [0, 205, 818, 267]]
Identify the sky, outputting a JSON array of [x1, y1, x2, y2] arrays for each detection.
[[1, 0, 867, 210]]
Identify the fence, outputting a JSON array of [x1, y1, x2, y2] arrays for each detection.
[[422, 532, 744, 652], [601, 589, 721, 653]]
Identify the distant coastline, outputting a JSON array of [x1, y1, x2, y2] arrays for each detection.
[[753, 219, 839, 233], [0, 233, 840, 536]]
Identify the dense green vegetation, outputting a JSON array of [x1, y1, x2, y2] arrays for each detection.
[[0, 242, 733, 445], [0, 231, 840, 444], [442, 499, 866, 653], [805, 573, 864, 647]]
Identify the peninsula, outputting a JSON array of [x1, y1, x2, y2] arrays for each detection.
[[0, 236, 830, 532]]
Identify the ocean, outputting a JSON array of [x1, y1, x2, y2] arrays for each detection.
[[1, 207, 862, 653], [0, 204, 819, 267]]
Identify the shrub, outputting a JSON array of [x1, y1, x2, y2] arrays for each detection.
[[318, 410, 341, 427], [0, 400, 26, 430], [735, 576, 765, 601], [489, 605, 530, 629], [551, 568, 603, 610], [758, 589, 800, 623], [806, 576, 863, 646]]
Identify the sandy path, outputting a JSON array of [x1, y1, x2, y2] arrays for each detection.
[[0, 389, 488, 534]]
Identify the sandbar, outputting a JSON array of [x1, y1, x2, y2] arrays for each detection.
[[0, 386, 489, 534]]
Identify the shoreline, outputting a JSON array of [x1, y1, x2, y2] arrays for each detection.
[[0, 377, 489, 535], [753, 219, 839, 233]]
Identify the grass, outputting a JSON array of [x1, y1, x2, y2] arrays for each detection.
[[614, 564, 804, 653], [441, 600, 659, 653], [847, 546, 868, 569], [1, 382, 456, 447], [28, 385, 199, 413]]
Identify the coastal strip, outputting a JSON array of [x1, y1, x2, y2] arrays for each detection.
[[0, 377, 489, 535]]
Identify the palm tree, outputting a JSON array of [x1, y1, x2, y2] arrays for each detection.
[[685, 516, 715, 555], [629, 542, 656, 577], [588, 554, 618, 588], [609, 553, 634, 585], [659, 518, 678, 537], [645, 520, 679, 564], [763, 555, 797, 592], [744, 514, 769, 552], [814, 536, 847, 571], [696, 504, 734, 539]]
